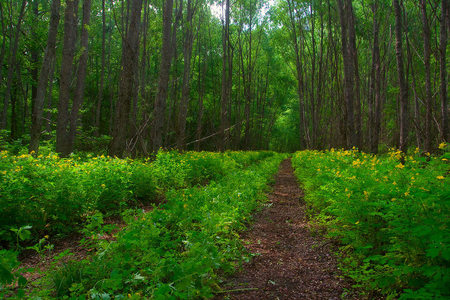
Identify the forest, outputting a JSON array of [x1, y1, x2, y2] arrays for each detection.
[[0, 0, 448, 299], [0, 0, 446, 155]]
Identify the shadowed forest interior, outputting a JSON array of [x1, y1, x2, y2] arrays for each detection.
[[0, 0, 447, 156]]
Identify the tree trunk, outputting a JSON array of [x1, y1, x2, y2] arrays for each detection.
[[219, 0, 231, 152], [369, 2, 382, 154], [420, 0, 432, 152], [66, 0, 92, 155], [110, 0, 142, 157], [440, 0, 448, 142], [152, 0, 174, 152], [177, 0, 196, 150], [1, 0, 27, 130], [337, 0, 356, 148], [95, 0, 106, 137], [393, 0, 409, 152], [30, 0, 61, 153], [346, 0, 361, 148], [287, 0, 305, 150], [56, 0, 79, 156]]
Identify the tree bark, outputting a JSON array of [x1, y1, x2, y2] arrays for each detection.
[[287, 0, 305, 150], [110, 0, 143, 157], [95, 0, 106, 137], [219, 0, 231, 152], [177, 0, 196, 150], [1, 0, 27, 130], [440, 0, 448, 142], [346, 0, 361, 148], [420, 0, 432, 152], [369, 2, 382, 154], [66, 0, 92, 155], [30, 0, 61, 153], [56, 0, 79, 155], [152, 0, 174, 152], [393, 0, 409, 152], [337, 0, 356, 148]]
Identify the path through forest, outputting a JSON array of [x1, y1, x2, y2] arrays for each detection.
[[218, 159, 352, 299]]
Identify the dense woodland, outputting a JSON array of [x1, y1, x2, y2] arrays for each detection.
[[0, 0, 448, 156]]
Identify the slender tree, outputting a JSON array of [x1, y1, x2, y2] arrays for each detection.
[[152, 0, 174, 152], [30, 0, 61, 153], [393, 0, 409, 152], [110, 0, 143, 157]]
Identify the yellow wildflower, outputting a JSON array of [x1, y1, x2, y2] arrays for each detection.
[[437, 175, 444, 180], [439, 142, 447, 149]]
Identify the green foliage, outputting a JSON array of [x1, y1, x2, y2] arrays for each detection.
[[292, 146, 450, 298], [0, 150, 276, 247], [36, 153, 284, 298]]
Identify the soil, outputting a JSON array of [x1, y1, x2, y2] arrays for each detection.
[[217, 159, 355, 300]]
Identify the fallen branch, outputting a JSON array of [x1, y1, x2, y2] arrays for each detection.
[[215, 287, 259, 294]]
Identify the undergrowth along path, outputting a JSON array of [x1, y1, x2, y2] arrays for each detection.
[[219, 159, 352, 299]]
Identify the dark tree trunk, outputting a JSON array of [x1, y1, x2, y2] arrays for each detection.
[[66, 0, 92, 155], [287, 0, 305, 149], [393, 0, 409, 152], [420, 0, 432, 152], [30, 0, 61, 153], [337, 0, 356, 148], [95, 0, 106, 137], [177, 0, 196, 150], [152, 0, 174, 152], [56, 0, 79, 156], [110, 0, 142, 157], [1, 0, 27, 130], [219, 0, 231, 152], [440, 0, 448, 142], [347, 0, 361, 148], [369, 2, 382, 154]]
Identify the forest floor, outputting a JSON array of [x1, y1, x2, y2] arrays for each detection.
[[217, 159, 354, 300]]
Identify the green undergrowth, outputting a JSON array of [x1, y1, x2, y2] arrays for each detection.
[[292, 146, 449, 299], [24, 153, 285, 299], [0, 150, 274, 245], [0, 150, 276, 296]]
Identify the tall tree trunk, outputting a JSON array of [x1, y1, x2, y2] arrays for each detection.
[[287, 0, 305, 149], [95, 0, 106, 137], [347, 0, 361, 148], [152, 0, 174, 152], [177, 0, 196, 150], [440, 0, 448, 142], [1, 0, 27, 130], [66, 0, 92, 156], [369, 2, 382, 154], [369, 2, 381, 154], [219, 0, 230, 152], [110, 0, 142, 157], [56, 0, 79, 156], [29, 0, 61, 153], [393, 0, 409, 152], [337, 0, 356, 148], [420, 0, 432, 152]]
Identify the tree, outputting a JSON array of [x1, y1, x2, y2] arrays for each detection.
[[393, 0, 409, 153], [152, 0, 174, 152], [110, 0, 143, 157], [29, 0, 61, 153]]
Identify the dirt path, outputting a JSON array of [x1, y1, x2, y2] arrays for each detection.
[[218, 159, 352, 300]]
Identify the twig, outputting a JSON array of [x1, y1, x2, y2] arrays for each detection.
[[215, 287, 259, 294]]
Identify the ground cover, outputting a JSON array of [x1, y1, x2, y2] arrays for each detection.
[[0, 151, 284, 298], [291, 147, 449, 299]]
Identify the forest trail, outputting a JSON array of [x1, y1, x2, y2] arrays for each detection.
[[218, 159, 351, 300]]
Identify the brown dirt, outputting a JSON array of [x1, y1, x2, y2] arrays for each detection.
[[217, 159, 354, 300]]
